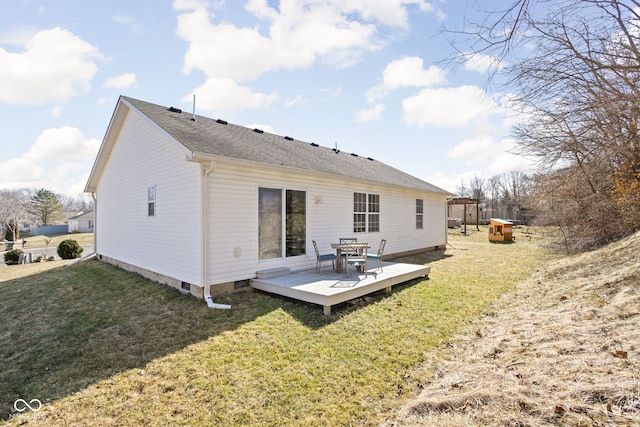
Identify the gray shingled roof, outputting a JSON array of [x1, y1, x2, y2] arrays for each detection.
[[123, 96, 451, 195]]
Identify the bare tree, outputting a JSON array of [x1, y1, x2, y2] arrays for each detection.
[[455, 172, 533, 221], [59, 193, 93, 214], [452, 0, 640, 251], [0, 189, 33, 242], [455, 180, 470, 199], [467, 174, 487, 201]]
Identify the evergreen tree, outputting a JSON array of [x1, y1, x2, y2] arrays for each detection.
[[30, 189, 64, 226]]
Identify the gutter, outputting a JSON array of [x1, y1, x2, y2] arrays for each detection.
[[200, 160, 231, 310]]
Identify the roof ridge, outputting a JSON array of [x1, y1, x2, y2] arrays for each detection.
[[120, 96, 452, 195]]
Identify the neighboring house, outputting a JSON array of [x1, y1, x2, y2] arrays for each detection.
[[85, 96, 452, 302], [67, 211, 94, 233]]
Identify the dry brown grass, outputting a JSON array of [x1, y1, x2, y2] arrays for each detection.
[[389, 230, 640, 426]]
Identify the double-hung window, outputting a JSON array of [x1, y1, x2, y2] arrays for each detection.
[[354, 192, 380, 233], [416, 199, 423, 229], [147, 186, 156, 217]]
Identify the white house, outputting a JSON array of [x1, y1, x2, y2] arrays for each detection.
[[67, 211, 94, 233], [85, 96, 452, 303]]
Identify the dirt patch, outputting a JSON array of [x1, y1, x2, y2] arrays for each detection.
[[389, 231, 640, 426]]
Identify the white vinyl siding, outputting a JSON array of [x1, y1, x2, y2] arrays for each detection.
[[205, 162, 448, 285], [95, 109, 202, 286]]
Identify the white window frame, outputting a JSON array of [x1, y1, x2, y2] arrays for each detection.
[[353, 192, 380, 233], [147, 186, 156, 217]]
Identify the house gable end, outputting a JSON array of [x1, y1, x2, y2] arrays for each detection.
[[85, 96, 194, 193]]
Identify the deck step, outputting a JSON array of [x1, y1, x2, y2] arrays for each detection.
[[256, 266, 290, 279]]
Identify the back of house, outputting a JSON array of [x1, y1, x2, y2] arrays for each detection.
[[85, 96, 452, 300]]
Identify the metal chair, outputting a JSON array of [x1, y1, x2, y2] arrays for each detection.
[[367, 239, 386, 272], [312, 240, 336, 273]]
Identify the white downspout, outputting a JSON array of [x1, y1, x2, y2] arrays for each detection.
[[200, 161, 231, 309], [92, 192, 98, 255]]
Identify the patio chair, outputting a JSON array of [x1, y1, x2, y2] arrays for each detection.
[[367, 239, 386, 272], [339, 237, 358, 258], [312, 240, 336, 273], [345, 242, 367, 278]]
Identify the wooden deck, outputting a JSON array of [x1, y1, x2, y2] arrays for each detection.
[[251, 262, 430, 315]]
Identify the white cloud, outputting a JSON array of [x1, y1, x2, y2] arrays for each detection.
[[0, 126, 100, 194], [447, 136, 498, 165], [112, 15, 142, 34], [284, 95, 306, 107], [176, 2, 380, 81], [26, 127, 100, 161], [0, 27, 103, 105], [419, 170, 460, 194], [174, 1, 441, 114], [485, 138, 537, 175], [318, 86, 343, 99], [446, 135, 536, 176], [365, 56, 447, 103], [185, 77, 278, 117], [104, 73, 137, 89], [0, 26, 39, 46], [48, 105, 63, 118], [402, 85, 498, 128], [356, 103, 385, 122], [0, 158, 45, 182], [173, 0, 208, 11], [463, 52, 505, 73]]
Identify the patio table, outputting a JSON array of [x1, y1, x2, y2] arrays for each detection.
[[331, 242, 369, 275]]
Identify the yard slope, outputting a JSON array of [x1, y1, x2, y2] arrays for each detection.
[[391, 230, 640, 426]]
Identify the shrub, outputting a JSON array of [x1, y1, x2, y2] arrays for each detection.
[[57, 239, 83, 260], [4, 249, 24, 265]]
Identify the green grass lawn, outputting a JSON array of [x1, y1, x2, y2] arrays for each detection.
[[9, 232, 94, 249], [0, 227, 554, 426]]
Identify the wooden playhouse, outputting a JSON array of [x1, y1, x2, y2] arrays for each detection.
[[488, 218, 514, 243]]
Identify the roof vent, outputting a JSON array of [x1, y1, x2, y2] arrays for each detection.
[[168, 106, 182, 113], [351, 153, 359, 157], [253, 128, 264, 134], [284, 136, 294, 141], [333, 148, 340, 154], [216, 119, 228, 125], [310, 142, 319, 147]]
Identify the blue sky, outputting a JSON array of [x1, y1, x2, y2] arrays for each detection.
[[0, 0, 534, 196]]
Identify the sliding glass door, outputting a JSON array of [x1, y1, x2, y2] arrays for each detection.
[[259, 188, 306, 260]]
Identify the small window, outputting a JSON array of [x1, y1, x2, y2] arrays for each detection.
[[148, 186, 156, 217], [416, 199, 423, 229]]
